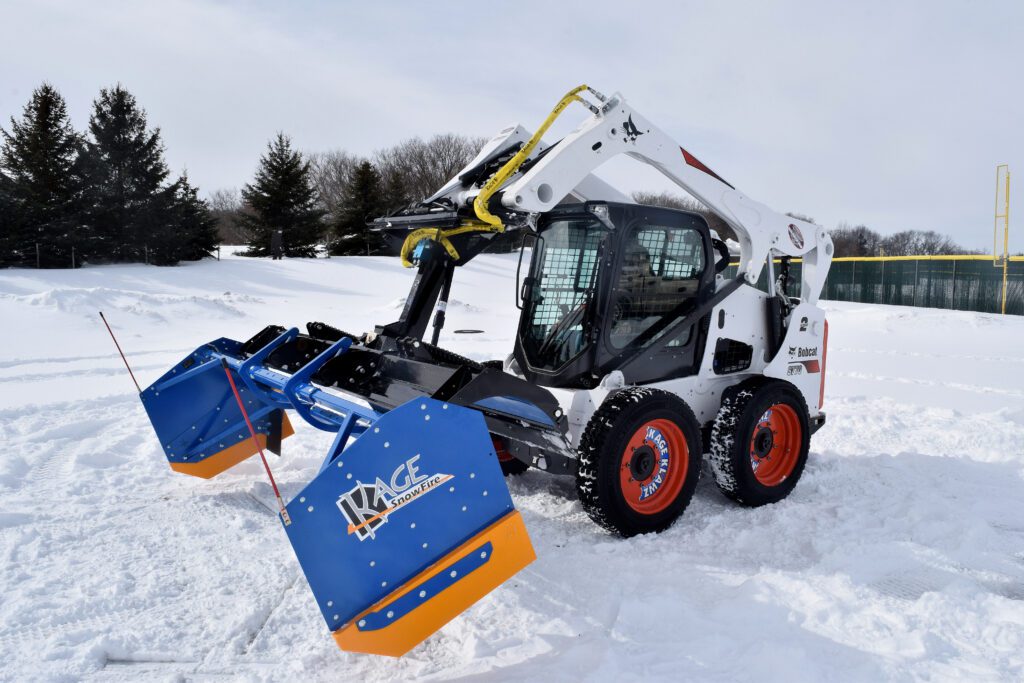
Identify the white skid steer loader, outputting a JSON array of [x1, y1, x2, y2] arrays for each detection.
[[132, 85, 833, 656]]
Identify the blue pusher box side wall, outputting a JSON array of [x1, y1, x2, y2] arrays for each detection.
[[282, 398, 514, 630], [140, 339, 280, 466]]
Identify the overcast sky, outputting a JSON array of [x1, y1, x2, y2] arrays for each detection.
[[2, 0, 1021, 250]]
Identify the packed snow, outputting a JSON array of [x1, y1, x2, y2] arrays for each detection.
[[1, 251, 1022, 682]]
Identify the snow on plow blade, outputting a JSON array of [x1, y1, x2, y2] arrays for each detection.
[[283, 398, 535, 657], [138, 328, 536, 656]]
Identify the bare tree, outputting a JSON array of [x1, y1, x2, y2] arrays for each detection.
[[308, 149, 362, 221], [878, 229, 916, 256], [631, 190, 737, 243], [208, 187, 249, 244], [914, 230, 960, 255], [829, 222, 882, 257], [374, 134, 486, 212]]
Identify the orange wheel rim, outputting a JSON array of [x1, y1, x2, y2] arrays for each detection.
[[618, 419, 688, 515], [748, 403, 801, 486]]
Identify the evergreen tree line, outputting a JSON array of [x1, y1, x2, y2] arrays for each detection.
[[0, 83, 218, 267], [214, 133, 487, 257], [2, 83, 983, 268], [632, 191, 976, 258]]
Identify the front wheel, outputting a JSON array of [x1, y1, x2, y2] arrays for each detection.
[[709, 380, 810, 506], [576, 388, 702, 536], [492, 436, 529, 476]]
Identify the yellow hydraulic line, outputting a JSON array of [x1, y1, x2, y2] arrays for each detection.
[[399, 222, 491, 267], [473, 84, 593, 229], [399, 85, 596, 267]]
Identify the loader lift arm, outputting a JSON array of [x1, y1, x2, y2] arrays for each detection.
[[500, 87, 833, 301], [379, 85, 832, 349]]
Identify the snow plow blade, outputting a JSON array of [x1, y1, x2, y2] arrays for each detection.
[[140, 337, 295, 478], [137, 327, 537, 655], [282, 397, 535, 657]]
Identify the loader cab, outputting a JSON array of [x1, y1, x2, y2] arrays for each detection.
[[514, 202, 717, 389]]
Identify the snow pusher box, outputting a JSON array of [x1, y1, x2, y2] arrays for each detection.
[[141, 325, 542, 656], [136, 85, 831, 656]]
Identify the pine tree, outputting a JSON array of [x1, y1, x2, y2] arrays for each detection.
[[331, 160, 386, 256], [80, 84, 171, 262], [239, 133, 324, 257], [0, 172, 20, 266], [169, 174, 219, 262], [379, 166, 410, 215], [134, 173, 219, 265], [0, 83, 84, 267]]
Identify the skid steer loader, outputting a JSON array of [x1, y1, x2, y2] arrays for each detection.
[[134, 85, 833, 656]]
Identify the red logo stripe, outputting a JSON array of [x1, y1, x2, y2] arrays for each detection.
[[680, 148, 734, 189]]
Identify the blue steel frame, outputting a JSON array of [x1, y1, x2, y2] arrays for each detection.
[[142, 328, 382, 468]]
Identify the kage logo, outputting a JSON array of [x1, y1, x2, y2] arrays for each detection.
[[638, 426, 671, 501], [336, 455, 453, 541]]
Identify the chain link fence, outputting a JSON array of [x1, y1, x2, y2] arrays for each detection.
[[3, 242, 222, 268], [726, 256, 1024, 316]]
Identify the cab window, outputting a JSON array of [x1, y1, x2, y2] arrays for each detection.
[[609, 224, 706, 349]]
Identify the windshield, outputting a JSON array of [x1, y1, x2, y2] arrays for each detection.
[[521, 217, 607, 371]]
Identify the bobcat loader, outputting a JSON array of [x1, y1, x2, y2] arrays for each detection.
[[133, 85, 833, 656]]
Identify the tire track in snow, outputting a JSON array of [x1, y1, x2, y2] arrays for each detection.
[[0, 347, 192, 370], [0, 393, 139, 424], [0, 363, 171, 384], [14, 407, 128, 488], [243, 572, 301, 654], [831, 371, 1024, 399], [832, 346, 1024, 365], [0, 601, 164, 647]]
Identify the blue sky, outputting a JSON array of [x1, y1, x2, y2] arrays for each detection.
[[2, 0, 1022, 250]]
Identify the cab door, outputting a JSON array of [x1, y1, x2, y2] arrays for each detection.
[[595, 205, 716, 384]]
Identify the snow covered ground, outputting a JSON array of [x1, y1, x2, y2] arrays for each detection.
[[1, 251, 1022, 682]]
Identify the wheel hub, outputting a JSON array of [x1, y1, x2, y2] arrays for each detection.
[[616, 417, 690, 517], [629, 444, 657, 481], [752, 426, 774, 458], [747, 403, 803, 487]]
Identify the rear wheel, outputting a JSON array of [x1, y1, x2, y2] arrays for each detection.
[[709, 380, 810, 506], [576, 387, 702, 536]]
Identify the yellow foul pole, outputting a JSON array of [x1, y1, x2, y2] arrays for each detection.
[[994, 165, 1010, 314]]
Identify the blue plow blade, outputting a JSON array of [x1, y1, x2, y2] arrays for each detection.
[[137, 327, 537, 656]]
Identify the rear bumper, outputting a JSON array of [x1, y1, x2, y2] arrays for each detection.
[[810, 411, 826, 435]]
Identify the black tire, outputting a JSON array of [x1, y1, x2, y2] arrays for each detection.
[[709, 380, 810, 507], [576, 387, 702, 537], [491, 435, 530, 476], [500, 457, 530, 477]]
